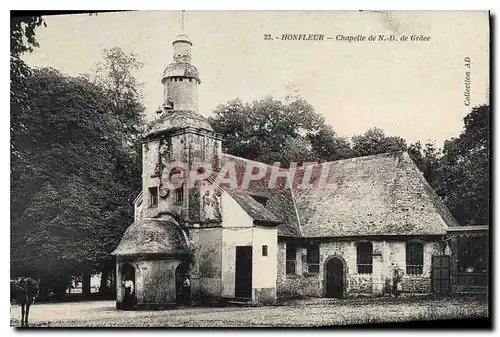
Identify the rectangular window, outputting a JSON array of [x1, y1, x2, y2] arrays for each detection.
[[262, 245, 268, 257], [406, 242, 424, 275], [307, 245, 320, 274], [286, 243, 297, 275], [357, 242, 373, 274], [174, 184, 184, 205], [149, 187, 158, 208]]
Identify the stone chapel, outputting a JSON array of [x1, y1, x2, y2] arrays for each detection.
[[112, 33, 463, 310]]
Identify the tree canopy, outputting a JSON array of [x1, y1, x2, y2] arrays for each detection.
[[209, 96, 490, 226], [208, 96, 352, 165], [10, 15, 45, 159], [11, 45, 144, 296]]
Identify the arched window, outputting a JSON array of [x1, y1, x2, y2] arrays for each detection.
[[406, 242, 424, 275], [356, 242, 373, 274]]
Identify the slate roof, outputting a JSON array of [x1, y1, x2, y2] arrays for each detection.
[[145, 110, 214, 137], [223, 188, 282, 224], [127, 151, 458, 239], [111, 217, 189, 257], [291, 152, 459, 237], [219, 154, 302, 236], [162, 62, 200, 83]]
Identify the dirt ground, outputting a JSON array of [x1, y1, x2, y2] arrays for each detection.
[[10, 295, 488, 327]]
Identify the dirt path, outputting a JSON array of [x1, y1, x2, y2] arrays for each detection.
[[10, 296, 488, 327]]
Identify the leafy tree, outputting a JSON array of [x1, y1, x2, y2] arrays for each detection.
[[209, 96, 351, 165], [89, 47, 145, 293], [407, 140, 443, 191], [11, 15, 45, 158], [308, 125, 352, 162], [90, 47, 145, 143], [439, 105, 490, 225], [351, 127, 407, 157], [11, 66, 142, 298]]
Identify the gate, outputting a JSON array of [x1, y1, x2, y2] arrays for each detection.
[[431, 255, 451, 297]]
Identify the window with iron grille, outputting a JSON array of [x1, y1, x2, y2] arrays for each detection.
[[406, 242, 424, 275], [149, 187, 158, 208], [307, 245, 320, 274], [286, 243, 296, 275], [356, 242, 373, 274]]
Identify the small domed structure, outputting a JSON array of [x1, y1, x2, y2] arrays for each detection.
[[173, 33, 191, 44], [162, 62, 200, 84], [111, 217, 189, 257], [112, 217, 191, 310]]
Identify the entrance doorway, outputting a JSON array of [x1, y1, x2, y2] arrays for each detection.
[[121, 263, 136, 309], [235, 246, 252, 298], [431, 255, 451, 297], [325, 257, 344, 298], [175, 262, 190, 305]]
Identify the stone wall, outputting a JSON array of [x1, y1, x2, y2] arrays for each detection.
[[198, 228, 223, 298], [165, 77, 199, 111], [116, 258, 181, 309], [277, 274, 322, 298], [277, 238, 442, 298], [348, 274, 373, 295], [136, 259, 178, 305]]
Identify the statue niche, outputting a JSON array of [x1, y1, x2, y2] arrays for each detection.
[[202, 183, 221, 221], [157, 138, 172, 199]]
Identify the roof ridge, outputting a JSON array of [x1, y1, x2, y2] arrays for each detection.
[[296, 151, 407, 171]]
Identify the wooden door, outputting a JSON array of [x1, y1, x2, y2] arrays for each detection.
[[432, 255, 451, 297], [235, 246, 252, 298], [326, 258, 344, 298]]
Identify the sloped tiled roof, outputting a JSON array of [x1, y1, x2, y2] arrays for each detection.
[[219, 154, 302, 237], [223, 188, 282, 224], [218, 151, 459, 237], [291, 152, 459, 237]]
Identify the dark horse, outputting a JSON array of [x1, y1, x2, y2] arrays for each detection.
[[11, 277, 39, 327]]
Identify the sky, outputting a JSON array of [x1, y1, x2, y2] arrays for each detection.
[[22, 10, 490, 146]]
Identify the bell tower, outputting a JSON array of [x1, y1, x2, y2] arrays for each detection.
[[161, 33, 200, 112], [141, 21, 222, 224]]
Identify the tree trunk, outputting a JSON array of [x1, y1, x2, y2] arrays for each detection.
[[110, 265, 117, 300], [100, 267, 109, 298], [82, 270, 91, 298]]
